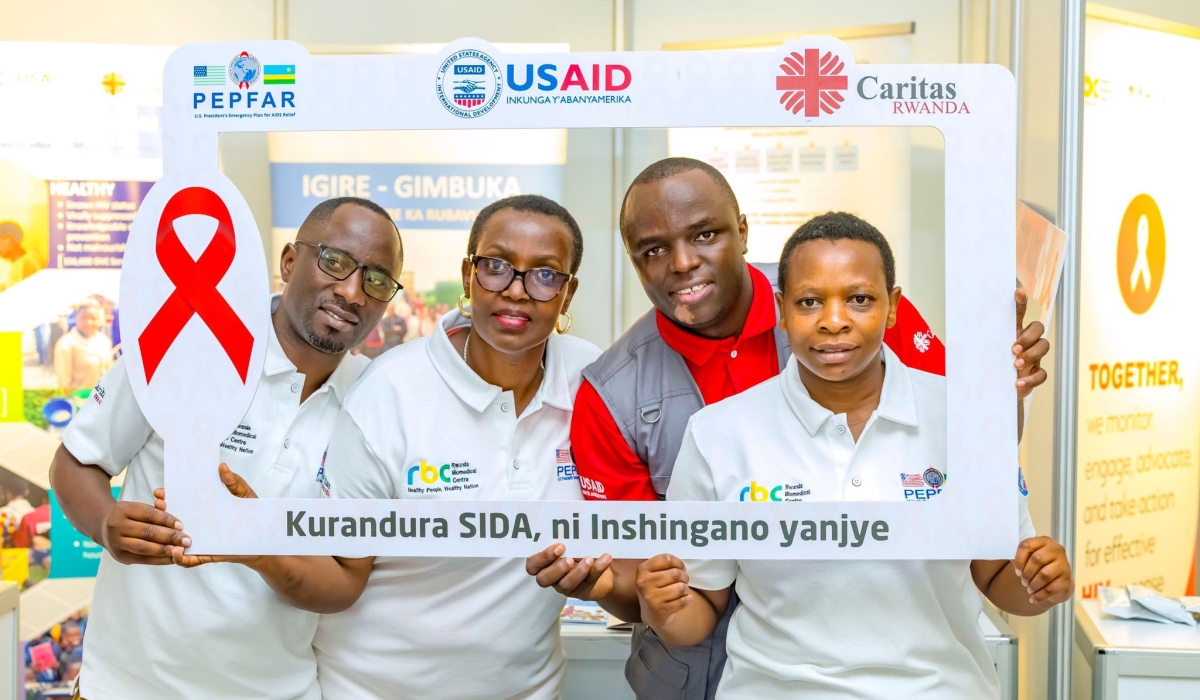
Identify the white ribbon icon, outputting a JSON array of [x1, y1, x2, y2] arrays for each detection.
[[1130, 215, 1152, 292]]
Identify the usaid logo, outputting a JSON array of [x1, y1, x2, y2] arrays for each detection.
[[437, 49, 503, 118]]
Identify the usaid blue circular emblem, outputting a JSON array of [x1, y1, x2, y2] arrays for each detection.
[[1018, 467, 1028, 496], [922, 467, 945, 489], [437, 49, 502, 118], [228, 51, 262, 89]]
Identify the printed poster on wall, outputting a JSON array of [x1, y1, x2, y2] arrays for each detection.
[[48, 180, 153, 269], [268, 128, 565, 357], [1075, 15, 1200, 598], [666, 34, 915, 267]]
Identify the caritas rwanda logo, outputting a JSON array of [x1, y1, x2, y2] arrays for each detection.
[[776, 48, 848, 117]]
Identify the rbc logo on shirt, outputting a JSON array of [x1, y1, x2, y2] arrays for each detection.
[[407, 459, 451, 485], [739, 481, 783, 501]]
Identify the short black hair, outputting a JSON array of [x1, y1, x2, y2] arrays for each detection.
[[468, 194, 584, 275], [778, 212, 896, 292], [619, 157, 740, 238], [298, 197, 402, 256]]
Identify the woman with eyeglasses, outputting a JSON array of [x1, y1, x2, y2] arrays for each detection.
[[171, 195, 600, 699]]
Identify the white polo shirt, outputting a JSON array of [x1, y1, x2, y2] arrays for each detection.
[[62, 297, 367, 700], [668, 346, 1036, 700], [313, 310, 599, 700]]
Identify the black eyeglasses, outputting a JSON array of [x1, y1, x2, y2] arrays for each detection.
[[469, 255, 572, 302], [294, 241, 402, 302]]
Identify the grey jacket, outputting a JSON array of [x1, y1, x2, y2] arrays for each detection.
[[579, 267, 789, 700]]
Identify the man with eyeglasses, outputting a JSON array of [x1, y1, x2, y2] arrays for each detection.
[[50, 196, 403, 700]]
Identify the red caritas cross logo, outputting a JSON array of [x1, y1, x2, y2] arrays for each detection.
[[776, 48, 848, 117]]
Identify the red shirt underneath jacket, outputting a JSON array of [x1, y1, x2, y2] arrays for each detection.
[[571, 265, 946, 501]]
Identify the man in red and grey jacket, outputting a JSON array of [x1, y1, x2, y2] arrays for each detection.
[[526, 157, 1048, 700]]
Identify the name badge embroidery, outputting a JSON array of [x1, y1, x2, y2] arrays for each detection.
[[220, 423, 257, 455]]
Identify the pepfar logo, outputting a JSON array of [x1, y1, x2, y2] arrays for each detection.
[[407, 459, 451, 485], [437, 49, 503, 118], [556, 448, 578, 482], [192, 51, 297, 113], [903, 467, 946, 501], [776, 48, 848, 117]]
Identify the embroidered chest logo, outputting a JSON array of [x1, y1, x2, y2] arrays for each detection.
[[903, 467, 946, 501], [913, 330, 935, 353], [405, 459, 479, 494], [315, 465, 331, 498], [740, 481, 810, 501], [220, 423, 257, 455], [556, 448, 578, 482]]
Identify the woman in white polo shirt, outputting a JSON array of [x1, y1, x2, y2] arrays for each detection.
[[636, 212, 1074, 699], [176, 195, 600, 699]]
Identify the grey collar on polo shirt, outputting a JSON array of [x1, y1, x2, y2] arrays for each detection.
[[263, 292, 362, 401], [428, 309, 575, 414], [781, 343, 921, 436]]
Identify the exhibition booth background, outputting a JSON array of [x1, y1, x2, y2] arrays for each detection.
[[2, 1, 1199, 699]]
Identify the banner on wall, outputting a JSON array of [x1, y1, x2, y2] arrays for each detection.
[[268, 128, 566, 355], [668, 125, 911, 264], [0, 42, 169, 175], [1075, 15, 1200, 598], [48, 180, 153, 269], [665, 34, 914, 266]]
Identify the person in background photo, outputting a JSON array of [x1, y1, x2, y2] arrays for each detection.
[[25, 634, 61, 685], [53, 304, 113, 394], [13, 489, 50, 544], [378, 301, 408, 353], [0, 477, 35, 534], [0, 220, 41, 292]]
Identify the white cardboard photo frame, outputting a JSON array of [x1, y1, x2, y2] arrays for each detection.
[[121, 36, 1018, 559]]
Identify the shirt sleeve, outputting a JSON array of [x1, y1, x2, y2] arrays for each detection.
[[570, 380, 659, 502], [60, 357, 153, 478], [320, 406, 397, 500], [667, 418, 737, 592], [883, 295, 946, 376]]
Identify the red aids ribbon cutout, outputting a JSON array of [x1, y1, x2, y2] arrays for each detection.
[[138, 187, 253, 384]]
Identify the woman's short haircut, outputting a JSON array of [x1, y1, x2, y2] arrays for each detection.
[[778, 211, 896, 292], [468, 194, 584, 275]]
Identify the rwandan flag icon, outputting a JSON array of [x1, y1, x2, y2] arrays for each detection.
[[264, 64, 296, 85]]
